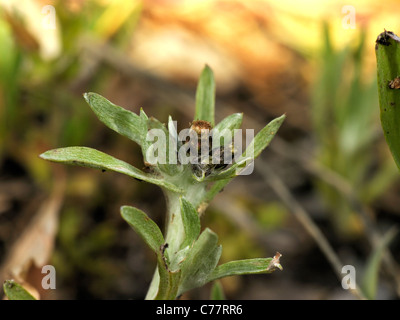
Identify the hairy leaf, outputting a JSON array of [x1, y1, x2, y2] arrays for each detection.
[[178, 228, 221, 295], [40, 147, 183, 192], [207, 257, 282, 282], [121, 206, 164, 253], [195, 65, 215, 126], [84, 92, 146, 146], [3, 280, 36, 300], [376, 30, 400, 170], [180, 197, 201, 249]]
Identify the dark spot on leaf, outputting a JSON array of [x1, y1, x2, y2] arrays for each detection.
[[142, 165, 154, 174], [160, 243, 170, 270], [161, 243, 169, 255], [101, 169, 106, 173], [376, 30, 398, 47], [390, 102, 395, 106], [389, 77, 400, 89]]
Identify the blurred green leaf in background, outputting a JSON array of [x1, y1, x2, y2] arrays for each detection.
[[311, 23, 398, 237]]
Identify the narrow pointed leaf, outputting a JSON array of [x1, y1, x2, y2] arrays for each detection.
[[213, 113, 243, 132], [40, 147, 183, 192], [376, 30, 400, 170], [121, 206, 164, 253], [195, 65, 215, 126], [140, 108, 148, 121], [3, 280, 36, 300], [154, 250, 182, 300], [198, 114, 285, 199], [139, 108, 152, 163], [210, 281, 226, 300], [211, 113, 243, 148], [178, 228, 221, 295], [238, 114, 286, 161], [168, 116, 178, 142], [84, 92, 146, 146], [207, 257, 281, 282], [147, 117, 179, 175], [200, 157, 250, 182], [180, 197, 201, 248], [361, 227, 397, 300]]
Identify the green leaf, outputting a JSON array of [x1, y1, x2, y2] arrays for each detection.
[[200, 158, 250, 182], [168, 115, 178, 142], [139, 108, 152, 162], [361, 227, 397, 300], [140, 108, 148, 121], [40, 147, 183, 193], [154, 250, 182, 300], [167, 115, 181, 174], [199, 114, 285, 194], [213, 113, 243, 132], [210, 281, 226, 300], [212, 113, 243, 148], [147, 117, 179, 175], [178, 228, 222, 295], [3, 280, 36, 300], [239, 114, 286, 161], [121, 206, 164, 253], [121, 204, 182, 299], [207, 256, 282, 282], [376, 30, 400, 170], [180, 197, 201, 249], [84, 92, 146, 146], [195, 65, 215, 126]]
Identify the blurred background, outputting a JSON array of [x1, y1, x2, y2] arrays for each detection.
[[1, 0, 400, 300]]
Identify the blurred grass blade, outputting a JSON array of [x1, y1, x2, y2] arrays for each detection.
[[361, 227, 397, 300], [210, 281, 226, 300], [195, 65, 215, 126], [207, 255, 282, 282], [180, 197, 201, 249], [40, 147, 183, 192], [84, 92, 146, 146], [376, 30, 400, 170], [178, 228, 221, 295], [121, 206, 164, 253], [3, 280, 36, 300]]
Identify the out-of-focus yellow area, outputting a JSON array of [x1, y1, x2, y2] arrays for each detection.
[[2, 0, 397, 78]]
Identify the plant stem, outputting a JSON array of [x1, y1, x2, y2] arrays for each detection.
[[145, 173, 207, 299]]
